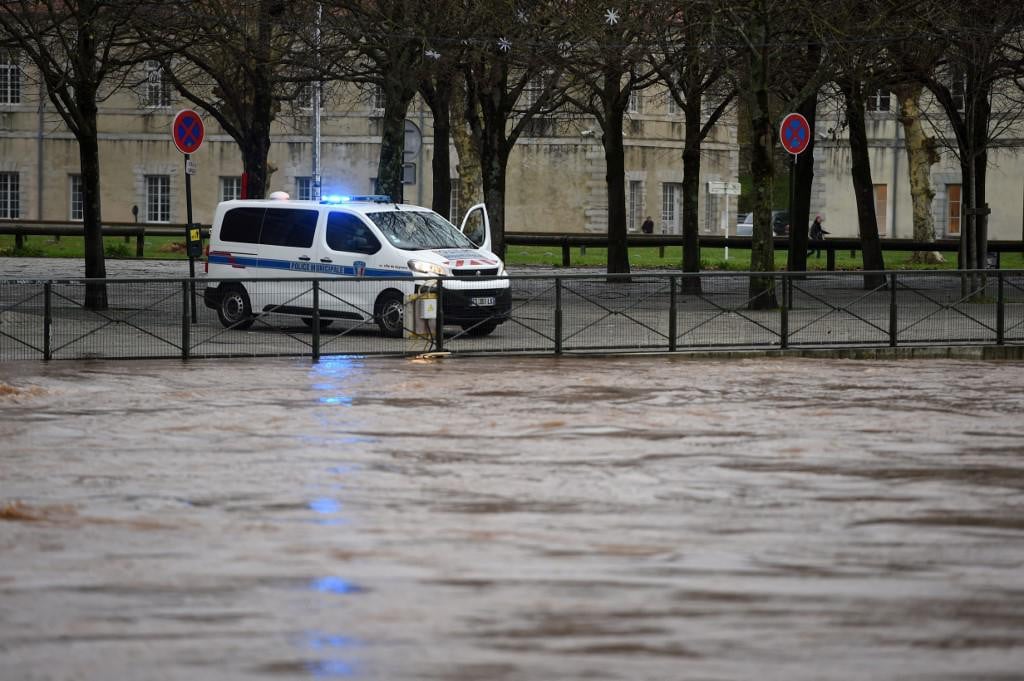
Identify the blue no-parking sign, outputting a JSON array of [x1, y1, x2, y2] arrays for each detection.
[[780, 113, 810, 156], [172, 109, 205, 155]]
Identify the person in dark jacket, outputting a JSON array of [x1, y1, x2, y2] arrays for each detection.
[[641, 216, 655, 234], [808, 215, 829, 257]]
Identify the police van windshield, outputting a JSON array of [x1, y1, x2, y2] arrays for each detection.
[[368, 210, 477, 251]]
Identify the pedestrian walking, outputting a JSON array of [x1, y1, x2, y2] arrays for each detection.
[[641, 216, 654, 234], [808, 215, 829, 257]]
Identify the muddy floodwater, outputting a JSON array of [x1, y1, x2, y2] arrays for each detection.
[[2, 356, 1024, 681]]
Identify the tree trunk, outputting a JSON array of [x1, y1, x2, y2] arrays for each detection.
[[842, 83, 886, 289], [894, 83, 942, 264], [601, 95, 630, 276], [451, 80, 483, 219], [241, 124, 273, 200], [429, 90, 452, 219], [681, 95, 702, 293], [745, 79, 774, 305], [787, 90, 817, 273], [481, 147, 508, 258], [376, 89, 410, 202], [80, 111, 107, 310]]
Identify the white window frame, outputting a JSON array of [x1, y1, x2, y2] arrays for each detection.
[[866, 89, 890, 112], [1, 52, 21, 105], [0, 172, 19, 219], [950, 70, 965, 112], [628, 180, 643, 232], [662, 183, 681, 235], [220, 176, 242, 203], [627, 89, 643, 115], [144, 61, 172, 108], [296, 176, 313, 201], [145, 175, 170, 223], [449, 178, 460, 224], [70, 174, 83, 221]]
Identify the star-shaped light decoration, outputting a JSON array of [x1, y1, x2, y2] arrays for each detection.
[[605, 8, 619, 26], [425, 49, 441, 60], [497, 37, 512, 53], [516, 9, 528, 23]]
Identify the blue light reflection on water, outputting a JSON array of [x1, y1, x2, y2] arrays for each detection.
[[302, 358, 371, 677], [310, 357, 360, 407], [301, 632, 358, 678]]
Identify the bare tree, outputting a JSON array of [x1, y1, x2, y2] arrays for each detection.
[[561, 2, 663, 276], [320, 0, 432, 203], [651, 2, 736, 289], [137, 0, 318, 200], [458, 2, 566, 259], [920, 3, 1024, 281], [0, 0, 149, 308]]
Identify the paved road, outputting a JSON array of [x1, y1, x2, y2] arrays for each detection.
[[2, 258, 1022, 361]]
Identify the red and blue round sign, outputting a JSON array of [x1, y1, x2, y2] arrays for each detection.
[[172, 109, 205, 155], [779, 113, 810, 156]]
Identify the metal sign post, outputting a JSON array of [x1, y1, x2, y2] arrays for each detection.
[[172, 109, 205, 323]]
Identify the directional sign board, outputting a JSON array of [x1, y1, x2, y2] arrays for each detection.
[[172, 109, 205, 155], [708, 181, 742, 195], [779, 112, 810, 156]]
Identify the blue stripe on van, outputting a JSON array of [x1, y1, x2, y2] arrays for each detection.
[[208, 254, 412, 278]]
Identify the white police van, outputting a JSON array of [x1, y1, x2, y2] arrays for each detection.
[[203, 194, 510, 337]]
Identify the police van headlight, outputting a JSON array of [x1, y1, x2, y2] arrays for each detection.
[[408, 259, 448, 277]]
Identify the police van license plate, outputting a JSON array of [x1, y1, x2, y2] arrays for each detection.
[[471, 296, 496, 307]]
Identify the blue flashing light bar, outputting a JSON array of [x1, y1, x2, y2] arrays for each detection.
[[320, 194, 392, 205]]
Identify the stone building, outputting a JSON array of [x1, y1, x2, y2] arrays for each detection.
[[810, 89, 1024, 241], [0, 55, 740, 237]]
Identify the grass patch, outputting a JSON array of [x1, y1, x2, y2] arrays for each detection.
[[3, 235, 1022, 271]]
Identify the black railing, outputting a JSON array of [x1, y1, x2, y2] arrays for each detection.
[[504, 232, 1024, 269], [2, 270, 1023, 362]]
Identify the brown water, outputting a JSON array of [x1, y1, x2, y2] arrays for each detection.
[[2, 356, 1024, 681]]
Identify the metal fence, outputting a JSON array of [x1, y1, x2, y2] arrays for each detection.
[[2, 270, 1023, 362]]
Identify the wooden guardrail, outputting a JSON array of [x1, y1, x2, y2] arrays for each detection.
[[0, 221, 210, 257], [505, 232, 1024, 270], [3, 222, 1020, 271]]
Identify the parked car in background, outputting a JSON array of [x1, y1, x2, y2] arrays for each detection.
[[772, 210, 789, 236], [736, 213, 752, 236], [736, 210, 788, 237]]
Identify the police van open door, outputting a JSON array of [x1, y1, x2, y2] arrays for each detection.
[[459, 203, 491, 253]]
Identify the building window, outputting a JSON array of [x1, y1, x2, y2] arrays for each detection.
[[295, 176, 313, 201], [628, 180, 643, 231], [950, 70, 965, 112], [297, 82, 315, 109], [667, 92, 680, 116], [866, 89, 890, 112], [70, 175, 83, 221], [449, 178, 460, 224], [947, 184, 961, 235], [372, 85, 385, 110], [627, 90, 643, 115], [1, 52, 21, 104], [145, 175, 170, 223], [220, 176, 241, 202], [144, 61, 172, 107], [873, 184, 888, 236], [662, 183, 681, 234], [0, 172, 19, 219]]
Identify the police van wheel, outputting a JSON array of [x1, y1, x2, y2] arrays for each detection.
[[301, 317, 333, 331], [462, 321, 498, 337], [375, 290, 405, 338], [217, 285, 253, 330]]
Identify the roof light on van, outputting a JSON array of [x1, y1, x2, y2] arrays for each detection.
[[269, 191, 290, 200], [321, 194, 392, 205]]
